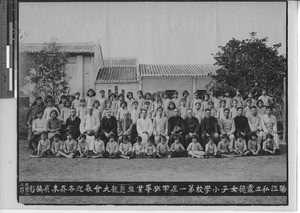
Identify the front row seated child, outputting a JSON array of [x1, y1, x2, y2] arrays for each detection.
[[216, 134, 233, 158], [75, 134, 89, 158], [144, 138, 157, 158], [233, 132, 248, 156], [51, 133, 64, 157], [88, 132, 105, 158], [29, 131, 51, 157], [116, 135, 132, 159], [204, 137, 217, 158], [131, 136, 145, 158], [156, 135, 170, 158], [170, 135, 187, 157], [58, 131, 77, 158], [244, 132, 262, 156], [187, 134, 204, 158], [104, 134, 119, 159], [261, 134, 280, 155]]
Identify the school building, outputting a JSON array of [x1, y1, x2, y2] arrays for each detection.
[[20, 42, 219, 101]]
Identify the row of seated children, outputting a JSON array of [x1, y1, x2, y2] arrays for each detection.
[[29, 128, 280, 159]]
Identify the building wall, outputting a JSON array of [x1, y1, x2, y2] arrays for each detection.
[[195, 77, 213, 90], [83, 55, 94, 97], [65, 56, 78, 94], [95, 82, 140, 99]]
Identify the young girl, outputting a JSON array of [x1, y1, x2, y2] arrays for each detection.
[[58, 95, 68, 111], [182, 90, 191, 108], [29, 132, 51, 157], [193, 102, 204, 123], [101, 100, 113, 119], [244, 132, 261, 156], [152, 99, 165, 119], [51, 133, 64, 157], [109, 93, 118, 116], [142, 101, 152, 119], [191, 92, 202, 110], [156, 135, 170, 158], [212, 91, 221, 111], [71, 92, 81, 111], [60, 100, 72, 125], [243, 99, 252, 117], [256, 100, 266, 118], [207, 101, 217, 118], [179, 98, 188, 119], [245, 92, 256, 107], [131, 136, 145, 158], [223, 91, 232, 109], [233, 132, 248, 156], [104, 134, 119, 159], [45, 110, 61, 141], [116, 101, 128, 121], [92, 100, 102, 122], [216, 134, 233, 157], [43, 99, 59, 121], [152, 92, 161, 113], [204, 138, 218, 158], [77, 99, 87, 120], [165, 101, 176, 118], [76, 134, 89, 158], [172, 91, 180, 108], [98, 90, 107, 115], [117, 135, 132, 159], [126, 91, 135, 112], [136, 90, 145, 111], [187, 135, 204, 158], [261, 134, 280, 155], [86, 89, 96, 108], [229, 99, 238, 119], [91, 132, 105, 158], [200, 93, 210, 112], [161, 91, 171, 111], [130, 100, 140, 124], [117, 94, 125, 112], [216, 99, 226, 121], [59, 132, 77, 158], [144, 137, 157, 158], [170, 136, 187, 157], [233, 89, 245, 108], [143, 92, 153, 113]]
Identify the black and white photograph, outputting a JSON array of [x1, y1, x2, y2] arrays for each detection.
[[16, 1, 292, 206]]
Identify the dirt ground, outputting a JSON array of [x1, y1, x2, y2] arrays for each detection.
[[18, 139, 287, 205]]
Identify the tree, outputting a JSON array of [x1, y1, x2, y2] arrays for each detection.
[[208, 32, 286, 103], [21, 40, 69, 103]]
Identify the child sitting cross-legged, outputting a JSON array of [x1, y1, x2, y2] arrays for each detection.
[[156, 135, 170, 158], [216, 134, 233, 158], [233, 132, 248, 156], [51, 133, 64, 157], [144, 137, 157, 158], [131, 136, 145, 159], [187, 134, 205, 158], [74, 134, 89, 158], [261, 134, 280, 155], [116, 135, 132, 159], [244, 132, 262, 156], [89, 132, 105, 158], [104, 133, 119, 159], [58, 132, 77, 158], [170, 135, 187, 157], [204, 137, 218, 158], [29, 131, 52, 158]]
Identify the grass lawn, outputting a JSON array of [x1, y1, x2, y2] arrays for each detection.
[[18, 139, 287, 205]]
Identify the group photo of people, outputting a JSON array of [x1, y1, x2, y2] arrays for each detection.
[[26, 87, 281, 160]]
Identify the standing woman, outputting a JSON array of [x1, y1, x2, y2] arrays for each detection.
[[86, 89, 96, 108], [136, 90, 145, 111], [108, 93, 118, 117], [144, 92, 153, 113], [58, 95, 68, 111], [126, 91, 135, 112], [117, 94, 125, 112], [165, 101, 176, 118], [26, 96, 45, 146], [46, 110, 62, 141]]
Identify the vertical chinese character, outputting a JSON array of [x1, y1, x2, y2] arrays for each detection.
[[24, 183, 30, 195], [19, 183, 25, 195], [85, 184, 93, 192], [262, 185, 270, 193], [94, 185, 102, 193], [271, 185, 278, 192], [137, 185, 144, 194], [162, 185, 170, 193], [128, 185, 135, 193], [239, 185, 246, 194], [230, 185, 238, 193], [60, 185, 67, 193], [68, 185, 75, 192], [279, 185, 287, 193], [188, 185, 195, 194], [43, 185, 50, 193], [170, 185, 178, 193], [36, 185, 43, 194], [221, 185, 229, 194], [195, 185, 203, 194], [119, 184, 126, 194], [145, 184, 152, 194], [247, 184, 254, 194], [76, 185, 84, 193], [111, 185, 119, 193], [212, 186, 219, 193], [153, 185, 161, 193], [52, 184, 60, 193], [103, 185, 110, 193], [204, 185, 212, 194]]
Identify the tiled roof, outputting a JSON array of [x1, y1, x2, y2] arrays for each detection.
[[139, 64, 220, 77], [104, 57, 137, 67], [19, 42, 95, 54], [96, 66, 138, 83]]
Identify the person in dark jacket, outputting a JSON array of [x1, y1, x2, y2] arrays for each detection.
[[234, 107, 250, 140], [184, 108, 200, 147], [201, 108, 219, 147], [168, 108, 186, 147], [65, 108, 81, 140], [100, 108, 118, 143]]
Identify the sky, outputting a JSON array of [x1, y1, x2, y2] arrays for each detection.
[[19, 2, 286, 64]]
